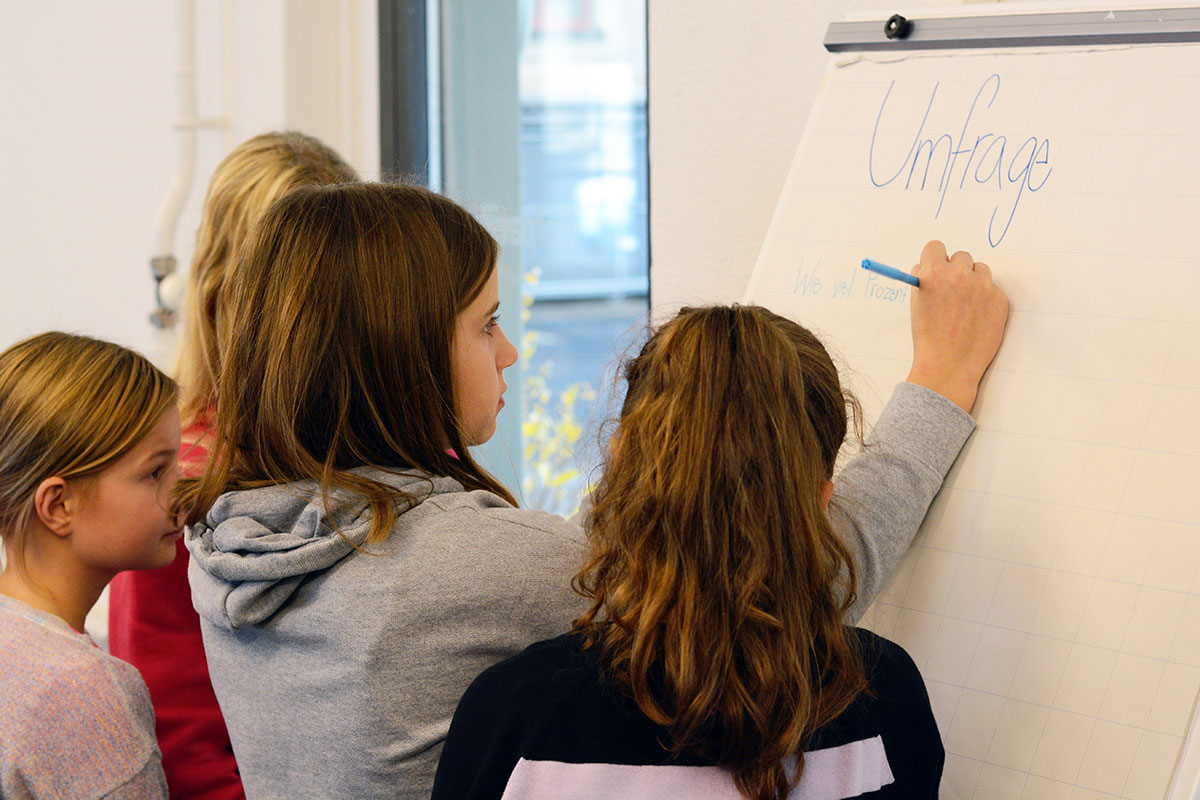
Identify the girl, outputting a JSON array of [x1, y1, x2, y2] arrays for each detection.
[[0, 332, 179, 799], [107, 130, 357, 800], [179, 182, 1005, 799], [431, 306, 942, 800]]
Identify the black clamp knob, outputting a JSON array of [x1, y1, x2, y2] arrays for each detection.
[[884, 14, 912, 40]]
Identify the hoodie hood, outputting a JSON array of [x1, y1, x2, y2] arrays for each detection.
[[186, 468, 460, 630]]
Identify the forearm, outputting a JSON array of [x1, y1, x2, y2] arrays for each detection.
[[830, 382, 975, 622]]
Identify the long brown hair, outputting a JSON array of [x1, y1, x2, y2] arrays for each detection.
[[574, 305, 866, 800], [0, 333, 177, 572], [177, 131, 358, 423], [178, 182, 514, 542]]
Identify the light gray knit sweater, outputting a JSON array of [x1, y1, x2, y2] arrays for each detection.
[[185, 382, 973, 799]]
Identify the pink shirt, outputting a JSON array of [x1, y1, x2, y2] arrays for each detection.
[[0, 594, 167, 799]]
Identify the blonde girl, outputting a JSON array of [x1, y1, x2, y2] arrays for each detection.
[[107, 130, 357, 800], [0, 332, 180, 799], [433, 306, 942, 800], [178, 183, 1005, 799]]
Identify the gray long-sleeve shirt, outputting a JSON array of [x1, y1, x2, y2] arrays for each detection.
[[185, 382, 973, 799]]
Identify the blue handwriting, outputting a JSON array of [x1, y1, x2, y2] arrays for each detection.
[[790, 261, 907, 304], [868, 75, 1053, 247]]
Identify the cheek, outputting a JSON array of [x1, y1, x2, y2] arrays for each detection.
[[71, 482, 175, 571], [468, 362, 500, 411], [460, 344, 499, 394], [115, 488, 173, 539]]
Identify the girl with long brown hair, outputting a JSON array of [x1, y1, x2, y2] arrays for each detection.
[[106, 130, 357, 800], [432, 306, 942, 799], [178, 178, 1003, 799]]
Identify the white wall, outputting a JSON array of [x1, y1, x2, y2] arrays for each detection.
[[0, 0, 379, 643], [648, 0, 989, 316], [0, 0, 380, 366]]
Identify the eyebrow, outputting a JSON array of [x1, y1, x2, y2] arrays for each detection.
[[142, 448, 177, 464], [483, 301, 500, 319]]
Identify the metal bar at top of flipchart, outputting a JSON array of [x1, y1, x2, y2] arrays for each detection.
[[825, 7, 1200, 51]]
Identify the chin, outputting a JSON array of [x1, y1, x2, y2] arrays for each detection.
[[464, 422, 498, 447]]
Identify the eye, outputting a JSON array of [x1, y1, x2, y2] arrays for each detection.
[[485, 313, 500, 335], [149, 460, 177, 481]]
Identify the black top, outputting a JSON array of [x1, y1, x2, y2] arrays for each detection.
[[432, 627, 943, 799]]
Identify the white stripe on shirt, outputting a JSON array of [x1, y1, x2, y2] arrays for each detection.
[[499, 735, 894, 800]]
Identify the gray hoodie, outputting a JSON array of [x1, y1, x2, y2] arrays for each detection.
[[186, 382, 973, 799]]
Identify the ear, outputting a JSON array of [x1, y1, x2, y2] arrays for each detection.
[[33, 477, 73, 537], [820, 479, 834, 511]]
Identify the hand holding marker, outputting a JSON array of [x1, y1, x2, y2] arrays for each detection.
[[899, 240, 1009, 414], [862, 258, 920, 287], [858, 244, 1007, 413]]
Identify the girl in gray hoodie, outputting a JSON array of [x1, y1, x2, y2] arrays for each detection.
[[178, 183, 1006, 799]]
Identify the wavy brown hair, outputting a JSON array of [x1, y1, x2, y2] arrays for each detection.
[[574, 305, 866, 800], [178, 182, 514, 542], [177, 131, 358, 424]]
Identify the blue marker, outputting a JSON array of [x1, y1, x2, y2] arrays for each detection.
[[861, 258, 920, 288]]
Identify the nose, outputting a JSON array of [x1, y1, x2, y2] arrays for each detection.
[[497, 325, 518, 369]]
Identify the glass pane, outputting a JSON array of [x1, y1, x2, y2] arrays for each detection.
[[519, 0, 648, 299], [438, 0, 648, 515]]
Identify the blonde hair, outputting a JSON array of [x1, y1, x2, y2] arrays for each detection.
[[177, 131, 358, 422], [179, 182, 513, 543], [575, 305, 866, 800], [0, 332, 178, 570]]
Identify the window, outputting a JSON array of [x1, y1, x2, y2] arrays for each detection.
[[381, 0, 648, 516]]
